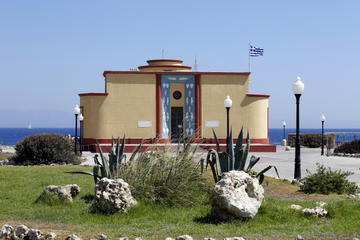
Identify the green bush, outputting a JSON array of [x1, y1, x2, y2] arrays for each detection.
[[289, 134, 323, 148], [117, 143, 211, 206], [300, 163, 358, 195], [11, 134, 78, 165], [334, 140, 360, 154]]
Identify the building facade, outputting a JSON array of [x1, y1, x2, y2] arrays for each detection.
[[79, 59, 275, 152]]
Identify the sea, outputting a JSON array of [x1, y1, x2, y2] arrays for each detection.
[[1, 128, 360, 146]]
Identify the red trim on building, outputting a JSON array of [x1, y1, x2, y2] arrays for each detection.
[[247, 94, 270, 98], [78, 93, 108, 97], [195, 74, 201, 138], [267, 107, 269, 139], [147, 59, 183, 64], [201, 138, 269, 144], [138, 65, 192, 70], [103, 71, 250, 77], [156, 74, 162, 138]]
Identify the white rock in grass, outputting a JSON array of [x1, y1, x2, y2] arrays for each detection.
[[97, 234, 107, 240], [45, 232, 57, 240], [14, 225, 29, 239], [210, 171, 264, 219], [316, 201, 326, 207], [117, 238, 129, 240], [134, 238, 143, 240], [27, 229, 42, 240], [44, 184, 80, 202], [165, 238, 175, 240], [290, 204, 303, 210], [66, 234, 82, 240], [176, 235, 193, 240], [0, 225, 14, 240], [295, 235, 304, 240], [93, 178, 137, 214], [303, 207, 328, 217], [203, 238, 216, 240]]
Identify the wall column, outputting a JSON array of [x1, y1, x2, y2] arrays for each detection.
[[195, 74, 200, 138], [156, 74, 161, 139]]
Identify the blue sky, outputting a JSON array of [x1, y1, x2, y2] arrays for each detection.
[[0, 1, 359, 128]]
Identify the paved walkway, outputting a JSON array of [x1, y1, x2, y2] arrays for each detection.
[[252, 146, 360, 185], [81, 145, 360, 185]]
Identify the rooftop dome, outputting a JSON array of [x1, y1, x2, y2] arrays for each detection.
[[138, 59, 191, 72]]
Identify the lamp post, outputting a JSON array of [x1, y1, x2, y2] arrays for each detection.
[[224, 96, 232, 144], [321, 114, 326, 156], [292, 76, 304, 179], [282, 121, 286, 141], [79, 113, 84, 155], [74, 104, 80, 155]]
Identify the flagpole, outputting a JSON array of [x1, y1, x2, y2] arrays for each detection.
[[248, 42, 251, 72]]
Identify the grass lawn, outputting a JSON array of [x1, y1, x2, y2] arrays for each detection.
[[1, 165, 360, 240]]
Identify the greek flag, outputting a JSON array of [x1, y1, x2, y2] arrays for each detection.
[[250, 45, 264, 57]]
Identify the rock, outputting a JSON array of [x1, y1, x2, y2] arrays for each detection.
[[0, 225, 14, 240], [176, 235, 193, 240], [353, 238, 359, 240], [0, 160, 9, 166], [165, 238, 175, 240], [14, 225, 29, 239], [117, 238, 129, 240], [97, 234, 107, 240], [291, 179, 300, 185], [295, 235, 304, 240], [203, 238, 216, 240], [210, 171, 264, 219], [316, 201, 326, 207], [27, 229, 42, 240], [134, 238, 142, 240], [66, 234, 82, 240], [303, 207, 328, 217], [92, 178, 137, 214], [290, 204, 303, 210], [44, 184, 80, 202], [45, 232, 57, 240]]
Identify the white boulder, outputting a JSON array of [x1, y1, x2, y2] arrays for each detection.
[[92, 178, 137, 214], [210, 171, 264, 219], [290, 204, 303, 210], [44, 184, 80, 202], [45, 232, 57, 240], [14, 225, 29, 239], [176, 235, 193, 240], [27, 228, 42, 240], [0, 225, 13, 240], [66, 234, 82, 240]]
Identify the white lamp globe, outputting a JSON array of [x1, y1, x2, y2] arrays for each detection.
[[74, 104, 80, 115], [282, 121, 286, 127], [292, 76, 304, 95], [224, 96, 232, 108], [79, 113, 84, 121], [321, 114, 326, 122]]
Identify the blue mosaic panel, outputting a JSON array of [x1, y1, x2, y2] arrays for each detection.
[[161, 75, 195, 138]]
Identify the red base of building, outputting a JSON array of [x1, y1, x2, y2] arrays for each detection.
[[82, 138, 276, 153]]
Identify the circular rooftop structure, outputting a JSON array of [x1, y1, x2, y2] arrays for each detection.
[[138, 59, 191, 72]]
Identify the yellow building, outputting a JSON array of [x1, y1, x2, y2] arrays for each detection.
[[79, 59, 275, 152]]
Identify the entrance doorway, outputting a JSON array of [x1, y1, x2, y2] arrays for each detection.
[[171, 107, 183, 142]]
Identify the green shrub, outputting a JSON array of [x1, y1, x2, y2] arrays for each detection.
[[117, 143, 211, 206], [300, 163, 359, 195], [11, 134, 78, 165], [289, 134, 323, 148], [334, 140, 360, 154]]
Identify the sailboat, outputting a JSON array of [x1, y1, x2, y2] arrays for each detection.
[[28, 122, 32, 129]]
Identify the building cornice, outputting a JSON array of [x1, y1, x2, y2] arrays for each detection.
[[103, 71, 251, 77]]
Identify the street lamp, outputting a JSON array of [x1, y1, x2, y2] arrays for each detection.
[[73, 104, 80, 155], [282, 121, 286, 141], [79, 113, 84, 155], [224, 96, 232, 143], [321, 114, 326, 156], [292, 76, 304, 179]]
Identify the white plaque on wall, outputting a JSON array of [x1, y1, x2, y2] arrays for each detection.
[[138, 121, 152, 128], [205, 121, 219, 127]]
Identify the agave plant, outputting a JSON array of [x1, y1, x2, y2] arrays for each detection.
[[67, 136, 141, 183], [206, 127, 279, 184]]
